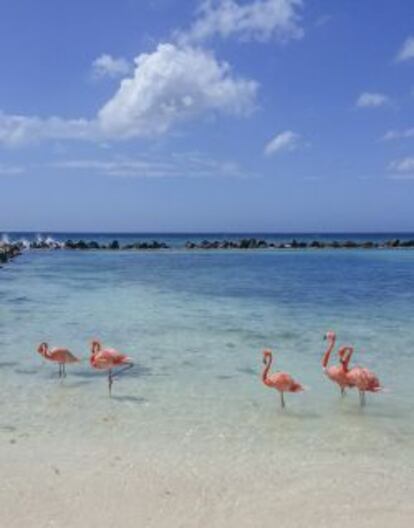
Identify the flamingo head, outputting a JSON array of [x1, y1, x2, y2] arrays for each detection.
[[37, 342, 48, 356], [324, 330, 336, 342], [90, 340, 101, 355], [262, 349, 272, 365], [338, 346, 347, 359]]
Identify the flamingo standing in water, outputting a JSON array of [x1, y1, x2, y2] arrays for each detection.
[[90, 340, 133, 396], [37, 342, 79, 378], [322, 331, 354, 396], [261, 349, 304, 408], [340, 347, 382, 406]]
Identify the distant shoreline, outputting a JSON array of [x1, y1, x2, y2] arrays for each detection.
[[2, 236, 414, 265]]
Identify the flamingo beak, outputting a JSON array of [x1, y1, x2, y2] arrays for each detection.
[[323, 335, 327, 341]]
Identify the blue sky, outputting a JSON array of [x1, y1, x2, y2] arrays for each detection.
[[1, 0, 414, 232]]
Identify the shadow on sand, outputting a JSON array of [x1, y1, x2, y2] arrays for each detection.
[[0, 361, 19, 369], [111, 395, 148, 404]]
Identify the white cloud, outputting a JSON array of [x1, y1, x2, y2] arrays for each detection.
[[97, 43, 258, 138], [0, 111, 94, 146], [382, 128, 414, 141], [180, 0, 303, 44], [356, 92, 390, 108], [396, 36, 414, 62], [0, 44, 257, 146], [388, 157, 414, 172], [50, 153, 247, 178], [264, 130, 300, 155], [50, 159, 175, 178], [92, 54, 132, 79], [0, 163, 25, 175], [388, 173, 414, 180]]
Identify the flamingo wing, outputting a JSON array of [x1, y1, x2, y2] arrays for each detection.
[[102, 349, 130, 363], [48, 348, 78, 363], [91, 349, 132, 369], [268, 372, 303, 392], [346, 367, 381, 392]]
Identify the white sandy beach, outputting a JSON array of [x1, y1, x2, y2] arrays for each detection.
[[2, 397, 414, 528], [2, 436, 413, 528]]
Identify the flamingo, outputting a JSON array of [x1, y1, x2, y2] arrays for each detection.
[[322, 331, 354, 396], [37, 342, 79, 378], [90, 340, 133, 396], [261, 349, 304, 408], [340, 347, 382, 406]]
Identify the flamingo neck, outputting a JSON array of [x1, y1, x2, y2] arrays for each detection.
[[322, 336, 336, 368], [42, 344, 51, 359], [341, 347, 354, 372], [262, 354, 273, 383]]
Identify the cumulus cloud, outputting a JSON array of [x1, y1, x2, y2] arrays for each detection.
[[356, 92, 390, 108], [0, 44, 257, 146], [92, 54, 132, 79], [264, 130, 300, 155], [98, 43, 258, 138], [180, 0, 303, 44], [382, 127, 414, 141], [388, 157, 414, 173], [396, 36, 414, 62]]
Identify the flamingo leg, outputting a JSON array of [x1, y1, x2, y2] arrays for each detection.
[[108, 363, 133, 396], [359, 390, 366, 407], [361, 391, 366, 407], [280, 391, 285, 409], [340, 387, 345, 397], [108, 369, 113, 397], [58, 363, 62, 378], [62, 363, 66, 378]]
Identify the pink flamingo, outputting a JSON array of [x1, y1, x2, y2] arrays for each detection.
[[90, 340, 133, 396], [37, 342, 79, 378], [322, 331, 354, 396], [340, 347, 382, 406], [261, 349, 304, 408]]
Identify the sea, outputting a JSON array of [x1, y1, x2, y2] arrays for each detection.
[[1, 232, 413, 528]]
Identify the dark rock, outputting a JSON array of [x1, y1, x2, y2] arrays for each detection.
[[109, 240, 119, 250], [342, 241, 358, 248], [0, 243, 22, 263], [75, 240, 88, 250], [386, 239, 400, 248], [310, 240, 321, 248], [88, 241, 100, 249]]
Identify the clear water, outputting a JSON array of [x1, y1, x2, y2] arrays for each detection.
[[1, 241, 414, 527]]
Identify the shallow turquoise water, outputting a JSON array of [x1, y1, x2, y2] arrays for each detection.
[[1, 248, 414, 430]]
